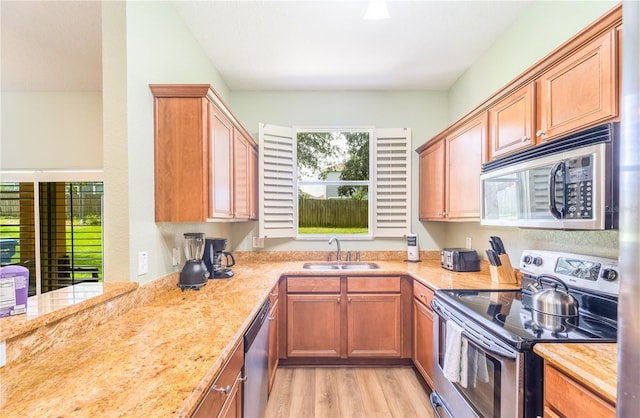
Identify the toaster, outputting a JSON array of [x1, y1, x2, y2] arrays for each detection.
[[441, 248, 480, 272]]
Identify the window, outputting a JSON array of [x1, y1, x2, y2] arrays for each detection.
[[297, 130, 370, 235], [259, 124, 411, 239], [0, 172, 103, 296]]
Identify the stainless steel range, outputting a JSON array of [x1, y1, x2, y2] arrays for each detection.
[[430, 250, 619, 418]]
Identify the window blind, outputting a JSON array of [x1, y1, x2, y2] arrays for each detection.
[[259, 123, 297, 238], [372, 128, 411, 237]]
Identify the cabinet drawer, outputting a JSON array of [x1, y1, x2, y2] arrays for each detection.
[[287, 277, 341, 293], [193, 340, 244, 418], [413, 281, 434, 309], [544, 364, 615, 418], [347, 276, 400, 293]]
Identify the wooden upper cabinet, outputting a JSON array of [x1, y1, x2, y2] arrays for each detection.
[[210, 102, 234, 219], [537, 28, 618, 142], [151, 84, 258, 222], [488, 82, 535, 160], [418, 138, 445, 220], [153, 89, 210, 222], [445, 113, 486, 220]]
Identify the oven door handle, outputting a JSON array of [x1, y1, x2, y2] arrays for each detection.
[[432, 299, 518, 361]]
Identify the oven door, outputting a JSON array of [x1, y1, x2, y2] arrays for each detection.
[[431, 299, 524, 418]]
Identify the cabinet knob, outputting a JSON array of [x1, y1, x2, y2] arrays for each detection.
[[213, 385, 232, 396], [521, 136, 530, 142], [536, 130, 546, 137], [337, 297, 341, 304], [420, 293, 425, 298]]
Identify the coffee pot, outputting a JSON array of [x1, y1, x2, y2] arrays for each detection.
[[178, 232, 209, 290], [203, 238, 236, 279]]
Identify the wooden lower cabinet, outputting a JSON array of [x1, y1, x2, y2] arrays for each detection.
[[412, 281, 435, 388], [347, 293, 401, 357], [543, 363, 615, 418], [286, 293, 342, 357], [283, 275, 408, 361], [193, 340, 244, 418]]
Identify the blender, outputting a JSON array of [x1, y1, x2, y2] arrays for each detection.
[[178, 232, 209, 290]]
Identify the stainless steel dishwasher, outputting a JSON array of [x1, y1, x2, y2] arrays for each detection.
[[243, 298, 270, 418]]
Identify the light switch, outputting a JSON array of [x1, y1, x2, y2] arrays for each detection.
[[138, 251, 149, 275]]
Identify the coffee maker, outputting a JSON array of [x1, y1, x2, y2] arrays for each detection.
[[178, 232, 209, 290], [203, 238, 236, 279]]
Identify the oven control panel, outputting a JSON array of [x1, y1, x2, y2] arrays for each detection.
[[520, 250, 619, 296]]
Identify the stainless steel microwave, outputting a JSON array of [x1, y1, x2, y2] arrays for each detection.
[[480, 123, 618, 230]]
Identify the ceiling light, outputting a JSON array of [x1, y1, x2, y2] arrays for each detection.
[[363, 0, 390, 20]]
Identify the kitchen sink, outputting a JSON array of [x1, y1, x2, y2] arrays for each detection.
[[302, 262, 380, 270]]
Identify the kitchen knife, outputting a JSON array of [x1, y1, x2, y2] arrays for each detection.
[[486, 249, 502, 266], [491, 236, 506, 254], [489, 239, 499, 253]]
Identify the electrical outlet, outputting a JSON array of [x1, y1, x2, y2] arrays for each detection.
[[138, 251, 149, 275], [465, 237, 472, 249], [172, 248, 180, 266], [252, 237, 265, 248], [0, 341, 6, 368]]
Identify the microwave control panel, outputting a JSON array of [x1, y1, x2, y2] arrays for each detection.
[[564, 155, 594, 219]]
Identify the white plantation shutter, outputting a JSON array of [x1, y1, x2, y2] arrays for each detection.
[[259, 123, 297, 238], [373, 128, 411, 237]]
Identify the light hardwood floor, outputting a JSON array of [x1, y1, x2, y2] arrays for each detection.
[[265, 367, 435, 418]]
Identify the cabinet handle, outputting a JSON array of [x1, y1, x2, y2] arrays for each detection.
[[420, 293, 425, 298], [213, 385, 232, 396], [270, 292, 278, 297], [536, 130, 546, 137], [337, 297, 341, 303], [238, 375, 247, 383], [348, 297, 352, 303], [268, 315, 276, 321], [521, 136, 530, 142]]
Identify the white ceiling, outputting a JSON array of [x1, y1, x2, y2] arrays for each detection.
[[1, 0, 534, 92]]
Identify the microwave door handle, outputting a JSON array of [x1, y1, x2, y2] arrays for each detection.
[[548, 161, 565, 220]]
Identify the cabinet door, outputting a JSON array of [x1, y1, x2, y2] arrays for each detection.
[[538, 29, 617, 142], [413, 298, 434, 388], [287, 294, 342, 357], [418, 138, 446, 220], [488, 83, 535, 160], [193, 341, 244, 418], [233, 130, 251, 219], [445, 113, 486, 219], [267, 290, 279, 394], [347, 293, 401, 357], [153, 96, 209, 222], [543, 363, 615, 418], [209, 103, 234, 219]]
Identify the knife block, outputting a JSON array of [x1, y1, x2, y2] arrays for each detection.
[[490, 254, 518, 284]]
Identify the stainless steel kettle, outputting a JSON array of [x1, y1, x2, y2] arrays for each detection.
[[528, 274, 579, 317]]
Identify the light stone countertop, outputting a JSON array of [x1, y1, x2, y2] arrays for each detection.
[[0, 257, 615, 416]]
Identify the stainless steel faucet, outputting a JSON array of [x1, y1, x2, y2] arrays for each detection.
[[328, 236, 341, 261]]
